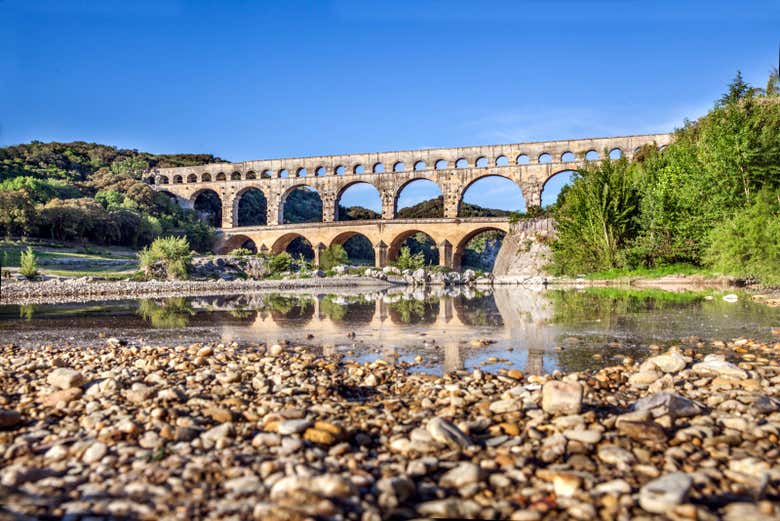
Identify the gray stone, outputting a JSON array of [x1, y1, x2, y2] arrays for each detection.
[[426, 417, 471, 449], [439, 462, 481, 489], [639, 472, 692, 513], [277, 418, 313, 435], [691, 354, 748, 379], [542, 381, 583, 415], [47, 368, 85, 389], [633, 392, 705, 419]]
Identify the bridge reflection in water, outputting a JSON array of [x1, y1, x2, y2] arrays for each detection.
[[193, 287, 560, 375]]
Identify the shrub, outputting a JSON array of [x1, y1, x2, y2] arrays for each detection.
[[269, 252, 293, 274], [394, 246, 426, 271], [138, 236, 193, 280], [319, 244, 348, 270], [19, 247, 38, 280], [229, 248, 252, 257]]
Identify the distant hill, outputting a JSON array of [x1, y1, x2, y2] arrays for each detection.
[[397, 195, 512, 218]]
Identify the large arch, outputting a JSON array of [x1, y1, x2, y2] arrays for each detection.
[[394, 178, 443, 218], [191, 189, 222, 228], [234, 187, 268, 227], [541, 170, 578, 208], [330, 231, 376, 266], [219, 234, 257, 254], [280, 185, 323, 224], [387, 229, 440, 266], [271, 233, 314, 257], [459, 175, 525, 216], [452, 226, 507, 272], [335, 181, 381, 221]]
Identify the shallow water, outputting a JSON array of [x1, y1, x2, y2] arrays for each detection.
[[1, 287, 778, 374]]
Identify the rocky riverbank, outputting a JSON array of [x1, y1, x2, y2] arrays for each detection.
[[2, 337, 780, 520]]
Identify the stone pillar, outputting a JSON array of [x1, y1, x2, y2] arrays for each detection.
[[443, 343, 463, 373], [221, 197, 234, 229], [374, 298, 388, 322], [381, 191, 395, 220], [438, 240, 453, 269], [313, 242, 326, 267], [267, 201, 280, 226], [523, 182, 542, 209], [374, 241, 388, 268], [437, 296, 453, 324], [321, 190, 336, 223], [525, 349, 544, 375], [443, 184, 460, 218]]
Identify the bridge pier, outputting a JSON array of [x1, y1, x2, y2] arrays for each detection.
[[439, 240, 453, 269], [374, 241, 388, 268], [314, 242, 326, 267]]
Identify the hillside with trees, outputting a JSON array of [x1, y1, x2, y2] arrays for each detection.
[[550, 69, 780, 285]]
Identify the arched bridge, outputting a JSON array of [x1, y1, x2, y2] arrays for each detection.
[[149, 133, 671, 267]]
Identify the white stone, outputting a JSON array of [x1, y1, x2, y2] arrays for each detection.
[[639, 472, 692, 513], [47, 368, 84, 389], [82, 442, 107, 464]]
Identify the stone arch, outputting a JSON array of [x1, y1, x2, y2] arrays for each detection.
[[216, 172, 227, 181], [279, 184, 323, 224], [373, 162, 385, 173], [245, 171, 257, 180], [159, 176, 170, 185], [187, 173, 198, 183], [541, 169, 578, 208], [516, 154, 529, 165], [279, 169, 290, 178], [261, 170, 273, 179], [173, 175, 183, 184], [435, 159, 448, 170], [297, 167, 308, 177], [609, 147, 623, 159], [353, 164, 365, 174], [475, 156, 488, 167], [201, 173, 212, 182], [561, 151, 575, 162], [230, 171, 241, 181], [495, 155, 509, 166], [387, 229, 440, 266], [455, 158, 468, 168], [394, 177, 443, 217], [271, 233, 315, 261], [147, 176, 156, 185], [316, 166, 327, 176], [233, 187, 268, 227], [219, 234, 257, 254], [191, 188, 222, 228], [330, 231, 376, 266], [459, 174, 525, 215], [585, 150, 599, 161], [452, 226, 507, 271], [538, 153, 552, 164], [414, 160, 426, 171], [335, 165, 346, 175], [393, 161, 405, 172], [335, 181, 381, 221]]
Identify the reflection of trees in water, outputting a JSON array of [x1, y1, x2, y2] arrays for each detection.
[[19, 304, 36, 321], [138, 298, 195, 328], [389, 297, 438, 324], [455, 293, 503, 326], [228, 307, 254, 319], [267, 294, 314, 321], [320, 296, 373, 323]]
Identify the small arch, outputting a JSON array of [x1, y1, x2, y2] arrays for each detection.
[[261, 170, 273, 179], [315, 166, 327, 176], [159, 176, 169, 185], [459, 175, 526, 216], [414, 160, 426, 171], [271, 233, 315, 261], [542, 170, 578, 208], [147, 176, 156, 185], [245, 171, 256, 180], [335, 165, 346, 175], [173, 175, 183, 184], [280, 185, 323, 224], [219, 235, 257, 255], [475, 156, 488, 168], [234, 187, 268, 227], [516, 154, 529, 165], [495, 155, 509, 166], [297, 167, 308, 177], [279, 169, 289, 178], [455, 158, 468, 168], [373, 162, 385, 173], [435, 159, 448, 170], [353, 164, 365, 174], [393, 161, 405, 172], [561, 151, 575, 162], [585, 150, 599, 161], [330, 232, 376, 266], [216, 172, 227, 181], [538, 153, 552, 164], [609, 148, 623, 160], [453, 227, 507, 272], [201, 173, 212, 182], [230, 171, 241, 181]]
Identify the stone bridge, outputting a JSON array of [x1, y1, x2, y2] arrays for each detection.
[[149, 133, 671, 267]]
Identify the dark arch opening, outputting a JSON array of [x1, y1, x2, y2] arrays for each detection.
[[542, 170, 578, 209], [245, 171, 256, 180], [236, 188, 268, 226], [336, 182, 381, 221], [187, 174, 197, 183], [220, 235, 257, 254], [173, 175, 183, 184], [455, 228, 507, 272], [389, 230, 439, 266], [230, 172, 241, 181], [216, 172, 227, 181], [193, 189, 222, 228], [460, 175, 525, 216], [287, 236, 314, 261], [202, 173, 212, 182], [332, 232, 375, 266], [395, 179, 443, 218], [281, 186, 322, 224]]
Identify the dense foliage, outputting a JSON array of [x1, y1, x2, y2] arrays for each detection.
[[138, 236, 194, 280], [550, 69, 780, 285], [0, 141, 224, 251]]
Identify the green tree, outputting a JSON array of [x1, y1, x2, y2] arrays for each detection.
[[319, 244, 349, 270], [19, 247, 38, 280], [395, 245, 426, 270], [138, 236, 193, 280], [0, 190, 35, 238]]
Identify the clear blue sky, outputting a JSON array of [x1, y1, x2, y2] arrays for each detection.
[[2, 0, 778, 211]]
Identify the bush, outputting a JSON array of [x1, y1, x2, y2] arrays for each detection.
[[394, 246, 426, 271], [319, 244, 348, 270], [19, 246, 38, 279], [229, 248, 252, 257], [138, 236, 193, 280], [269, 252, 293, 274]]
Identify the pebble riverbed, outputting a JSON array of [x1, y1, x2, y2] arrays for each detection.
[[1, 337, 780, 520]]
